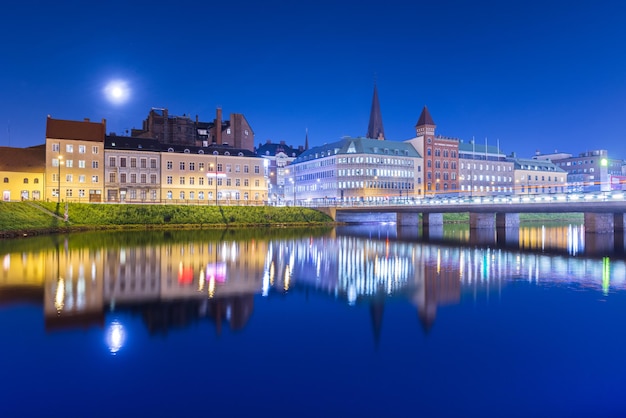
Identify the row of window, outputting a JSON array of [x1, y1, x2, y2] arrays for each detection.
[[164, 161, 259, 173], [426, 172, 458, 180], [426, 149, 458, 158], [164, 191, 259, 201], [52, 144, 99, 154], [164, 176, 260, 187], [459, 175, 514, 182], [3, 178, 40, 184], [427, 160, 458, 169], [52, 174, 99, 183], [460, 163, 512, 171], [109, 157, 158, 169], [53, 159, 99, 169]]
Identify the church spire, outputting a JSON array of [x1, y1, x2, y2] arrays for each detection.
[[366, 83, 385, 140]]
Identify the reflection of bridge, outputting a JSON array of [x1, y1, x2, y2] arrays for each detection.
[[315, 192, 626, 234]]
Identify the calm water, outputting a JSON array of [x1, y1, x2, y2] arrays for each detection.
[[1, 224, 626, 418]]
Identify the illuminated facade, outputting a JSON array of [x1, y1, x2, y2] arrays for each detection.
[[406, 106, 459, 195], [257, 139, 305, 205], [0, 145, 45, 201], [45, 117, 106, 202], [458, 141, 514, 197], [291, 137, 423, 204], [510, 158, 567, 195], [104, 136, 162, 202], [534, 149, 623, 192], [160, 144, 266, 204]]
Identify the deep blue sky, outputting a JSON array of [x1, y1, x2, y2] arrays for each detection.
[[2, 0, 625, 158]]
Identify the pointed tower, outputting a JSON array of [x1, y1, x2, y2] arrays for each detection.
[[305, 128, 309, 150], [366, 84, 385, 140], [415, 105, 436, 137]]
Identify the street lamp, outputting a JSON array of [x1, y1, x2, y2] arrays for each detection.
[[57, 155, 63, 204]]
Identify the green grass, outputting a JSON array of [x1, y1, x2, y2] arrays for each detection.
[[0, 201, 333, 235]]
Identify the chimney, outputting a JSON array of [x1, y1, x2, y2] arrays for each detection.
[[216, 107, 222, 145], [266, 139, 271, 144], [280, 140, 285, 145], [84, 118, 90, 122]]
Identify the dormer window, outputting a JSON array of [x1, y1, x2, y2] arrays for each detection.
[[168, 147, 174, 152], [184, 149, 190, 153]]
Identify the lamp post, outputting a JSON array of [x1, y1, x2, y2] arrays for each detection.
[[57, 155, 63, 204]]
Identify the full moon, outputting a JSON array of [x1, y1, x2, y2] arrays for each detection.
[[103, 80, 130, 105]]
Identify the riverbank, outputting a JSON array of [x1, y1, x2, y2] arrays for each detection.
[[0, 201, 334, 238], [0, 201, 585, 238]]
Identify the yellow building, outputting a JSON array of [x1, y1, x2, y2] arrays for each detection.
[[0, 145, 45, 201], [45, 117, 106, 202], [512, 158, 567, 195], [160, 144, 267, 204]]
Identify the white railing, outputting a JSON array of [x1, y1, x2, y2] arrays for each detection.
[[301, 191, 626, 208]]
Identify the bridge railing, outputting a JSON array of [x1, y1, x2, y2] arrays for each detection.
[[303, 191, 626, 208]]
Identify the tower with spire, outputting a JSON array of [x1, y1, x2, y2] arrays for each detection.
[[366, 84, 385, 140], [415, 105, 436, 138]]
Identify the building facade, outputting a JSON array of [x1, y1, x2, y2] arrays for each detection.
[[132, 108, 255, 152], [458, 141, 514, 197], [0, 145, 45, 201], [534, 150, 624, 192], [159, 144, 266, 204], [291, 137, 423, 205], [45, 117, 106, 203], [510, 158, 567, 195], [257, 139, 305, 205], [405, 107, 459, 195], [104, 136, 162, 202]]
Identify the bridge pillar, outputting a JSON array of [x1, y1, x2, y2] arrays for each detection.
[[585, 232, 615, 256], [469, 213, 495, 229], [496, 213, 520, 228], [584, 213, 614, 234], [614, 213, 626, 232], [422, 213, 443, 227], [496, 227, 520, 247], [316, 207, 336, 221], [397, 212, 420, 226], [469, 228, 496, 245]]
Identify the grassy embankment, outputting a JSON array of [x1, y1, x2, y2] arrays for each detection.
[[0, 201, 333, 237], [0, 201, 584, 238]]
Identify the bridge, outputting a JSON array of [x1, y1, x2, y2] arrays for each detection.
[[313, 191, 626, 234]]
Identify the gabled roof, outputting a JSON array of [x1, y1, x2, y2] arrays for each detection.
[[0, 145, 46, 172], [46, 117, 106, 142], [366, 84, 385, 139], [294, 137, 421, 163], [416, 106, 435, 127]]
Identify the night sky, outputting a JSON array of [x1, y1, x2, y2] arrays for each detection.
[[2, 0, 625, 158]]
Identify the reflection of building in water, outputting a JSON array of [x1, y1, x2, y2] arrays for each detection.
[[412, 246, 461, 332], [157, 240, 267, 300], [44, 242, 105, 330], [2, 230, 626, 338], [133, 295, 254, 335]]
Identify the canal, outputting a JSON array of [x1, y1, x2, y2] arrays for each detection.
[[1, 223, 625, 417]]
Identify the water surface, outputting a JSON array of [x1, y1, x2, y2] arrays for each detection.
[[1, 224, 625, 417]]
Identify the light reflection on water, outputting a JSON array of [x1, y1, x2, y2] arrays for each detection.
[[0, 223, 623, 332], [1, 224, 626, 417]]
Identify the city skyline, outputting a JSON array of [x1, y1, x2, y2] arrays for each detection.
[[2, 1, 625, 158]]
